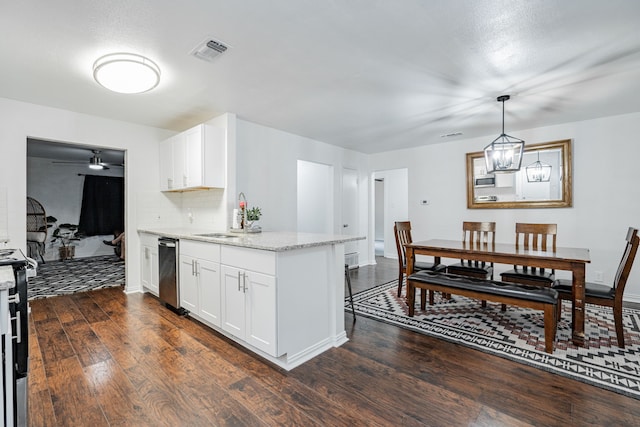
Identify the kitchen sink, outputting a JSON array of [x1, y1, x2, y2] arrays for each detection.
[[194, 233, 239, 239]]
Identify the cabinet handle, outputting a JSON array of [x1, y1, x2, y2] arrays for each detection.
[[195, 261, 199, 276], [243, 272, 247, 293], [191, 260, 195, 276], [237, 271, 241, 291]]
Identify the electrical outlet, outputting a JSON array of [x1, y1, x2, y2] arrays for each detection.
[[594, 270, 604, 283]]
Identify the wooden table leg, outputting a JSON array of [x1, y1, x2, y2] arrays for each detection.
[[571, 263, 586, 346], [408, 279, 415, 316]]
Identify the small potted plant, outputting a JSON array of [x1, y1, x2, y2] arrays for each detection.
[[51, 223, 81, 260], [245, 206, 262, 231]]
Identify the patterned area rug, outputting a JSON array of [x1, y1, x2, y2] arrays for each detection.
[[346, 280, 640, 399], [28, 255, 125, 300]]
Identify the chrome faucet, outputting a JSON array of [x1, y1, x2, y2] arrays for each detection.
[[238, 192, 247, 233]]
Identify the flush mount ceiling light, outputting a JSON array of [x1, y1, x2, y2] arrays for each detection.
[[525, 151, 552, 182], [93, 53, 160, 94], [483, 95, 525, 173]]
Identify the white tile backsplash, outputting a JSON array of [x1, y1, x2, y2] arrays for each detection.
[[136, 188, 227, 231]]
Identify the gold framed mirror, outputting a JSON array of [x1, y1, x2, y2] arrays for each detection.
[[466, 139, 572, 209]]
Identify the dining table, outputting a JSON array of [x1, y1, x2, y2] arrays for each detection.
[[405, 239, 591, 346]]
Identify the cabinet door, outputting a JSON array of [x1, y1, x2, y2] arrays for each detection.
[[221, 265, 246, 337], [149, 247, 159, 295], [202, 125, 226, 188], [245, 271, 277, 355], [141, 245, 160, 295], [198, 259, 221, 327], [159, 138, 174, 191], [172, 133, 187, 189], [184, 125, 203, 188], [179, 255, 198, 313]]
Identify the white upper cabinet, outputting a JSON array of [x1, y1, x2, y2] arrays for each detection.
[[159, 137, 174, 191], [159, 124, 225, 191]]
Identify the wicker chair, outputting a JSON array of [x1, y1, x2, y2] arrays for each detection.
[[26, 197, 48, 262]]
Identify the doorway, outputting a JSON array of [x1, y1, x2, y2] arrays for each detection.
[[26, 138, 126, 298], [297, 160, 334, 233], [372, 169, 408, 260], [374, 178, 384, 256]]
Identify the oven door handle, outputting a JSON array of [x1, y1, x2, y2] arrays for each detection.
[[11, 310, 21, 343]]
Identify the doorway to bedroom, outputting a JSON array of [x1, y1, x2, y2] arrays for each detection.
[[26, 138, 126, 299]]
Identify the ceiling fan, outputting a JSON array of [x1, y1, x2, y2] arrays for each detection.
[[52, 150, 123, 170]]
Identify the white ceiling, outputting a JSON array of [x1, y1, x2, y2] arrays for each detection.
[[4, 1, 640, 154]]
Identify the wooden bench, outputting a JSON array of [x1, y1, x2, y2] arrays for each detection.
[[407, 271, 559, 353]]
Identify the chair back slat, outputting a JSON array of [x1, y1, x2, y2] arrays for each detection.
[[461, 222, 496, 267], [514, 223, 557, 273], [515, 223, 557, 251], [462, 221, 496, 247], [612, 228, 639, 297]]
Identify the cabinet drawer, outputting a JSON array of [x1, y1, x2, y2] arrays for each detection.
[[221, 246, 276, 275], [180, 240, 221, 261]]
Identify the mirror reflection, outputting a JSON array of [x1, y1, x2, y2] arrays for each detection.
[[466, 139, 572, 209]]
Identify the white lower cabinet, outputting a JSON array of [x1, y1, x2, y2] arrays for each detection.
[[140, 233, 159, 295], [221, 247, 278, 356], [179, 241, 221, 327]]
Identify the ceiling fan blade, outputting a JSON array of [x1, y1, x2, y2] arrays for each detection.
[[51, 160, 86, 164]]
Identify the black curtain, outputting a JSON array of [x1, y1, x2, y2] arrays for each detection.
[[78, 175, 124, 236]]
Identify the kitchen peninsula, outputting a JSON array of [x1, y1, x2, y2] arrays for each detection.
[[138, 228, 364, 370]]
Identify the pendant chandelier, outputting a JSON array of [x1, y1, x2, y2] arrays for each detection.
[[483, 95, 524, 173], [525, 151, 552, 182]]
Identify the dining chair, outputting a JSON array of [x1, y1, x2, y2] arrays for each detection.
[[394, 221, 446, 297], [446, 221, 495, 307], [501, 223, 558, 287], [447, 221, 496, 279], [552, 227, 639, 348]]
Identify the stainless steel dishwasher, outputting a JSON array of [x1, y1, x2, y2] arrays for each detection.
[[158, 237, 182, 313]]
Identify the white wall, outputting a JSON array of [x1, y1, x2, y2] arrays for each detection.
[[369, 112, 640, 302], [0, 97, 173, 293], [235, 119, 370, 262]]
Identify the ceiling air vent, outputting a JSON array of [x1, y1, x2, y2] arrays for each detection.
[[191, 38, 229, 63]]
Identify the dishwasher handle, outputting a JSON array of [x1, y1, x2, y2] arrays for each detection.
[[158, 238, 177, 248]]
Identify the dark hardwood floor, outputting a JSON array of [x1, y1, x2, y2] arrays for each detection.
[[27, 257, 639, 426]]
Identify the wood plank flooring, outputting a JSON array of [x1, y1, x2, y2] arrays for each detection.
[[27, 258, 640, 426]]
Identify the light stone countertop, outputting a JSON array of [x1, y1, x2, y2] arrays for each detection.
[[0, 266, 15, 291], [138, 228, 365, 252]]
